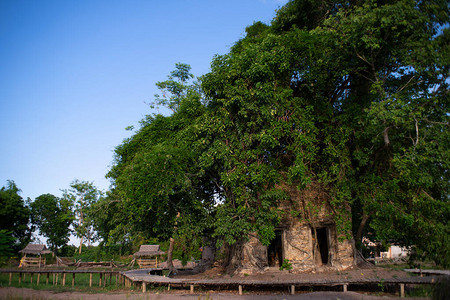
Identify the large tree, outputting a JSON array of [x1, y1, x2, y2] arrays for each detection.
[[30, 194, 73, 253], [105, 0, 449, 269], [199, 0, 449, 267]]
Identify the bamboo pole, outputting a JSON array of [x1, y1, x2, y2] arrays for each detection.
[[343, 284, 348, 292], [89, 273, 93, 287], [238, 285, 243, 295], [142, 281, 146, 293], [190, 284, 194, 294], [99, 273, 102, 287], [62, 273, 66, 286], [291, 285, 295, 295], [46, 273, 49, 285], [9, 273, 12, 285], [37, 273, 40, 286], [18, 273, 21, 285], [400, 283, 405, 298], [72, 273, 75, 287]]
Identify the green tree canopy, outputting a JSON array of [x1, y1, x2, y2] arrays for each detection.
[[105, 0, 449, 268], [0, 181, 31, 251], [30, 193, 74, 252], [63, 180, 102, 254]]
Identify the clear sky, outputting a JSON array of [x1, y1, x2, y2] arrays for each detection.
[[0, 0, 288, 202]]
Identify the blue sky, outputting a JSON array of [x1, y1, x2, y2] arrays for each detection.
[[0, 0, 288, 201]]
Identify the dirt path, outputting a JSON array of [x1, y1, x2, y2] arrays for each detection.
[[0, 287, 430, 300]]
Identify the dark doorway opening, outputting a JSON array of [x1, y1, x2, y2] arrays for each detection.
[[312, 227, 329, 265], [267, 230, 283, 267]]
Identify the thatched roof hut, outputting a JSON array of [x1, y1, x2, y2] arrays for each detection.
[[19, 244, 53, 256], [133, 245, 165, 257]]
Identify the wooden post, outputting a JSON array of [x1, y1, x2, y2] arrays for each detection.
[[46, 273, 49, 285], [142, 281, 146, 293], [190, 284, 194, 294], [343, 284, 348, 292], [115, 274, 118, 286], [168, 284, 171, 291], [99, 273, 102, 287], [9, 272, 12, 285], [62, 273, 66, 286], [89, 273, 93, 287], [291, 285, 295, 295], [238, 285, 243, 295], [18, 273, 22, 284], [55, 273, 58, 286], [72, 273, 75, 287], [30, 273, 33, 285], [400, 283, 405, 298], [37, 273, 40, 286]]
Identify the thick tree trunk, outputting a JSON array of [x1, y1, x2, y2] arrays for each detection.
[[355, 211, 371, 247]]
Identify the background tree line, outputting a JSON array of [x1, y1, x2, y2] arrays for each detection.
[[1, 0, 448, 268]]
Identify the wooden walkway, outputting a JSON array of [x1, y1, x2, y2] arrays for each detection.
[[122, 268, 443, 297]]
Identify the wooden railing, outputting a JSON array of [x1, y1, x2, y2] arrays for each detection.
[[19, 257, 46, 268]]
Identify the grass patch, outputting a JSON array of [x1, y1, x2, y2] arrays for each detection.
[[0, 272, 130, 293]]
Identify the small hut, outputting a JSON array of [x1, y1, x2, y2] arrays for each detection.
[[19, 244, 53, 268], [133, 245, 165, 268]]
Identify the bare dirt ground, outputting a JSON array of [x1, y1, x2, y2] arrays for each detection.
[[0, 287, 430, 300]]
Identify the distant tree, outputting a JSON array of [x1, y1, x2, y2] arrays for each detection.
[[30, 194, 74, 253], [0, 181, 31, 251], [0, 230, 15, 264], [63, 180, 102, 254]]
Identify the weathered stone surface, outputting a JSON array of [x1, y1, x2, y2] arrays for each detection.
[[232, 182, 355, 274]]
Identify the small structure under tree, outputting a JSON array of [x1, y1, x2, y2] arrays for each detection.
[[19, 244, 53, 268], [134, 245, 165, 268]]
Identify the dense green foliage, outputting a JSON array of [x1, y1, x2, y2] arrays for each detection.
[[103, 0, 449, 267], [30, 194, 74, 252], [0, 181, 31, 251], [63, 180, 102, 252]]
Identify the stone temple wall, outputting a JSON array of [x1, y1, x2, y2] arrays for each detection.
[[234, 182, 355, 274]]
